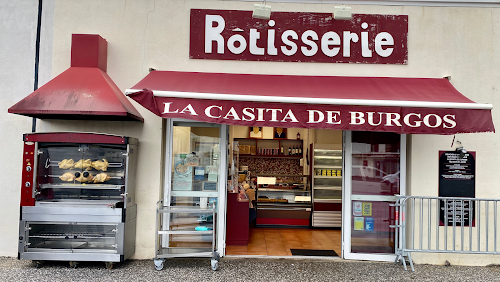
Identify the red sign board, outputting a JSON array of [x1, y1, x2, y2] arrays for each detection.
[[190, 9, 408, 64]]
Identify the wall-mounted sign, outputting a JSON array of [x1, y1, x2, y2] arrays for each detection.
[[190, 9, 408, 64], [438, 151, 476, 226]]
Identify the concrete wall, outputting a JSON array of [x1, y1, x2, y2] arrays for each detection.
[[2, 0, 499, 266], [0, 0, 54, 257]]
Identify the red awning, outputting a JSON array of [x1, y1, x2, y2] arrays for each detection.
[[125, 71, 494, 134], [8, 34, 143, 122]]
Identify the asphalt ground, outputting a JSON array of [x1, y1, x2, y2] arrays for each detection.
[[2, 256, 500, 281]]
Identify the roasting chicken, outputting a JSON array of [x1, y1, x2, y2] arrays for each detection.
[[75, 171, 93, 182], [93, 173, 111, 183], [92, 159, 109, 171], [74, 159, 92, 170], [59, 172, 75, 182], [58, 159, 75, 169]]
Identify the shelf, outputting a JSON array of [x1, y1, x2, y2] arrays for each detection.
[[314, 176, 342, 179], [240, 154, 302, 158], [313, 199, 342, 203], [314, 156, 342, 159], [257, 174, 305, 177], [158, 230, 213, 235], [40, 184, 123, 190], [258, 188, 308, 192], [313, 165, 342, 169], [30, 235, 115, 239], [158, 207, 216, 213], [170, 191, 219, 198], [313, 186, 341, 190], [157, 247, 213, 258]]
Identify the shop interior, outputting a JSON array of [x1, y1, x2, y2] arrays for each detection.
[[225, 126, 343, 256]]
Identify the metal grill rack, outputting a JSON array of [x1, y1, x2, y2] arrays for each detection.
[[154, 200, 220, 271]]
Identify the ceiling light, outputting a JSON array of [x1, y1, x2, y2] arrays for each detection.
[[334, 5, 352, 20], [253, 3, 271, 20]]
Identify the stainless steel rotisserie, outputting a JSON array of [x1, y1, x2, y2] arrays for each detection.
[[18, 133, 138, 269]]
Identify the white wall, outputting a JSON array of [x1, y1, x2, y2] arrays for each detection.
[[1, 0, 498, 265], [0, 0, 54, 257]]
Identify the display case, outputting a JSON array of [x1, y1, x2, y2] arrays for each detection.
[[256, 188, 311, 227], [311, 144, 343, 227], [18, 132, 138, 269]]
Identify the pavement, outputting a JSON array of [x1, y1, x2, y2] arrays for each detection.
[[2, 256, 500, 281]]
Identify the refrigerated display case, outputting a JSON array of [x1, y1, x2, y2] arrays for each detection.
[[311, 144, 343, 227], [18, 132, 138, 269], [256, 188, 311, 227]]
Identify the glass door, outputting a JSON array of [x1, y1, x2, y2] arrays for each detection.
[[342, 131, 406, 261], [164, 119, 227, 256]]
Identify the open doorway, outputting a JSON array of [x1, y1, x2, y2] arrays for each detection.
[[226, 127, 343, 257]]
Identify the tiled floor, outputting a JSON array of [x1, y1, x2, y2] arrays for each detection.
[[226, 228, 342, 256]]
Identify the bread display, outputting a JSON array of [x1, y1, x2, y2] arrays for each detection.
[[58, 159, 75, 169], [75, 171, 93, 182], [59, 172, 75, 182], [74, 159, 92, 170], [92, 159, 109, 171], [93, 173, 111, 183]]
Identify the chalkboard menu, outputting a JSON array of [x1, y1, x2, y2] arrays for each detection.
[[438, 151, 475, 226]]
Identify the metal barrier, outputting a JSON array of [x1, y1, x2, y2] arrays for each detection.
[[392, 196, 500, 271]]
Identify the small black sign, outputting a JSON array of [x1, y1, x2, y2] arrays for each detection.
[[438, 151, 475, 226]]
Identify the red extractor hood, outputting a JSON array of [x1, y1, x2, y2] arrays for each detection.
[[8, 34, 144, 122]]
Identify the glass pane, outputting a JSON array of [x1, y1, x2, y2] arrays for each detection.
[[350, 201, 395, 253], [171, 125, 221, 208], [27, 223, 117, 250], [350, 131, 400, 254], [313, 188, 342, 200], [36, 143, 127, 204], [167, 209, 214, 248], [351, 132, 400, 196]]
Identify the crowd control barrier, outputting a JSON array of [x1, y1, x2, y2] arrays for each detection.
[[391, 196, 500, 271]]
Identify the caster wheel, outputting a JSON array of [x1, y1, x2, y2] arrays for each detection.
[[69, 261, 78, 269], [154, 259, 164, 271], [214, 252, 220, 262], [211, 259, 218, 271], [33, 260, 43, 268], [105, 262, 113, 270]]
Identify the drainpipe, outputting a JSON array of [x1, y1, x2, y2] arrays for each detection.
[[32, 0, 43, 133]]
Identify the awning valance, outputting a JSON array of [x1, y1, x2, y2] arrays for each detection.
[[126, 71, 494, 134]]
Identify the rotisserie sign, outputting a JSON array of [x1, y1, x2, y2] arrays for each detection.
[[438, 151, 476, 226], [190, 9, 408, 64]]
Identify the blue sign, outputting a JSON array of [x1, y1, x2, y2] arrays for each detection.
[[365, 217, 374, 231]]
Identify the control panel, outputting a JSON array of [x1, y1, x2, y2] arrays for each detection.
[[20, 141, 36, 206]]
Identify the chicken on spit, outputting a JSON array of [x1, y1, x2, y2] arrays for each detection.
[[59, 172, 75, 182], [58, 159, 75, 169], [92, 159, 109, 171], [74, 159, 92, 170], [93, 173, 111, 183], [75, 171, 93, 182]]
